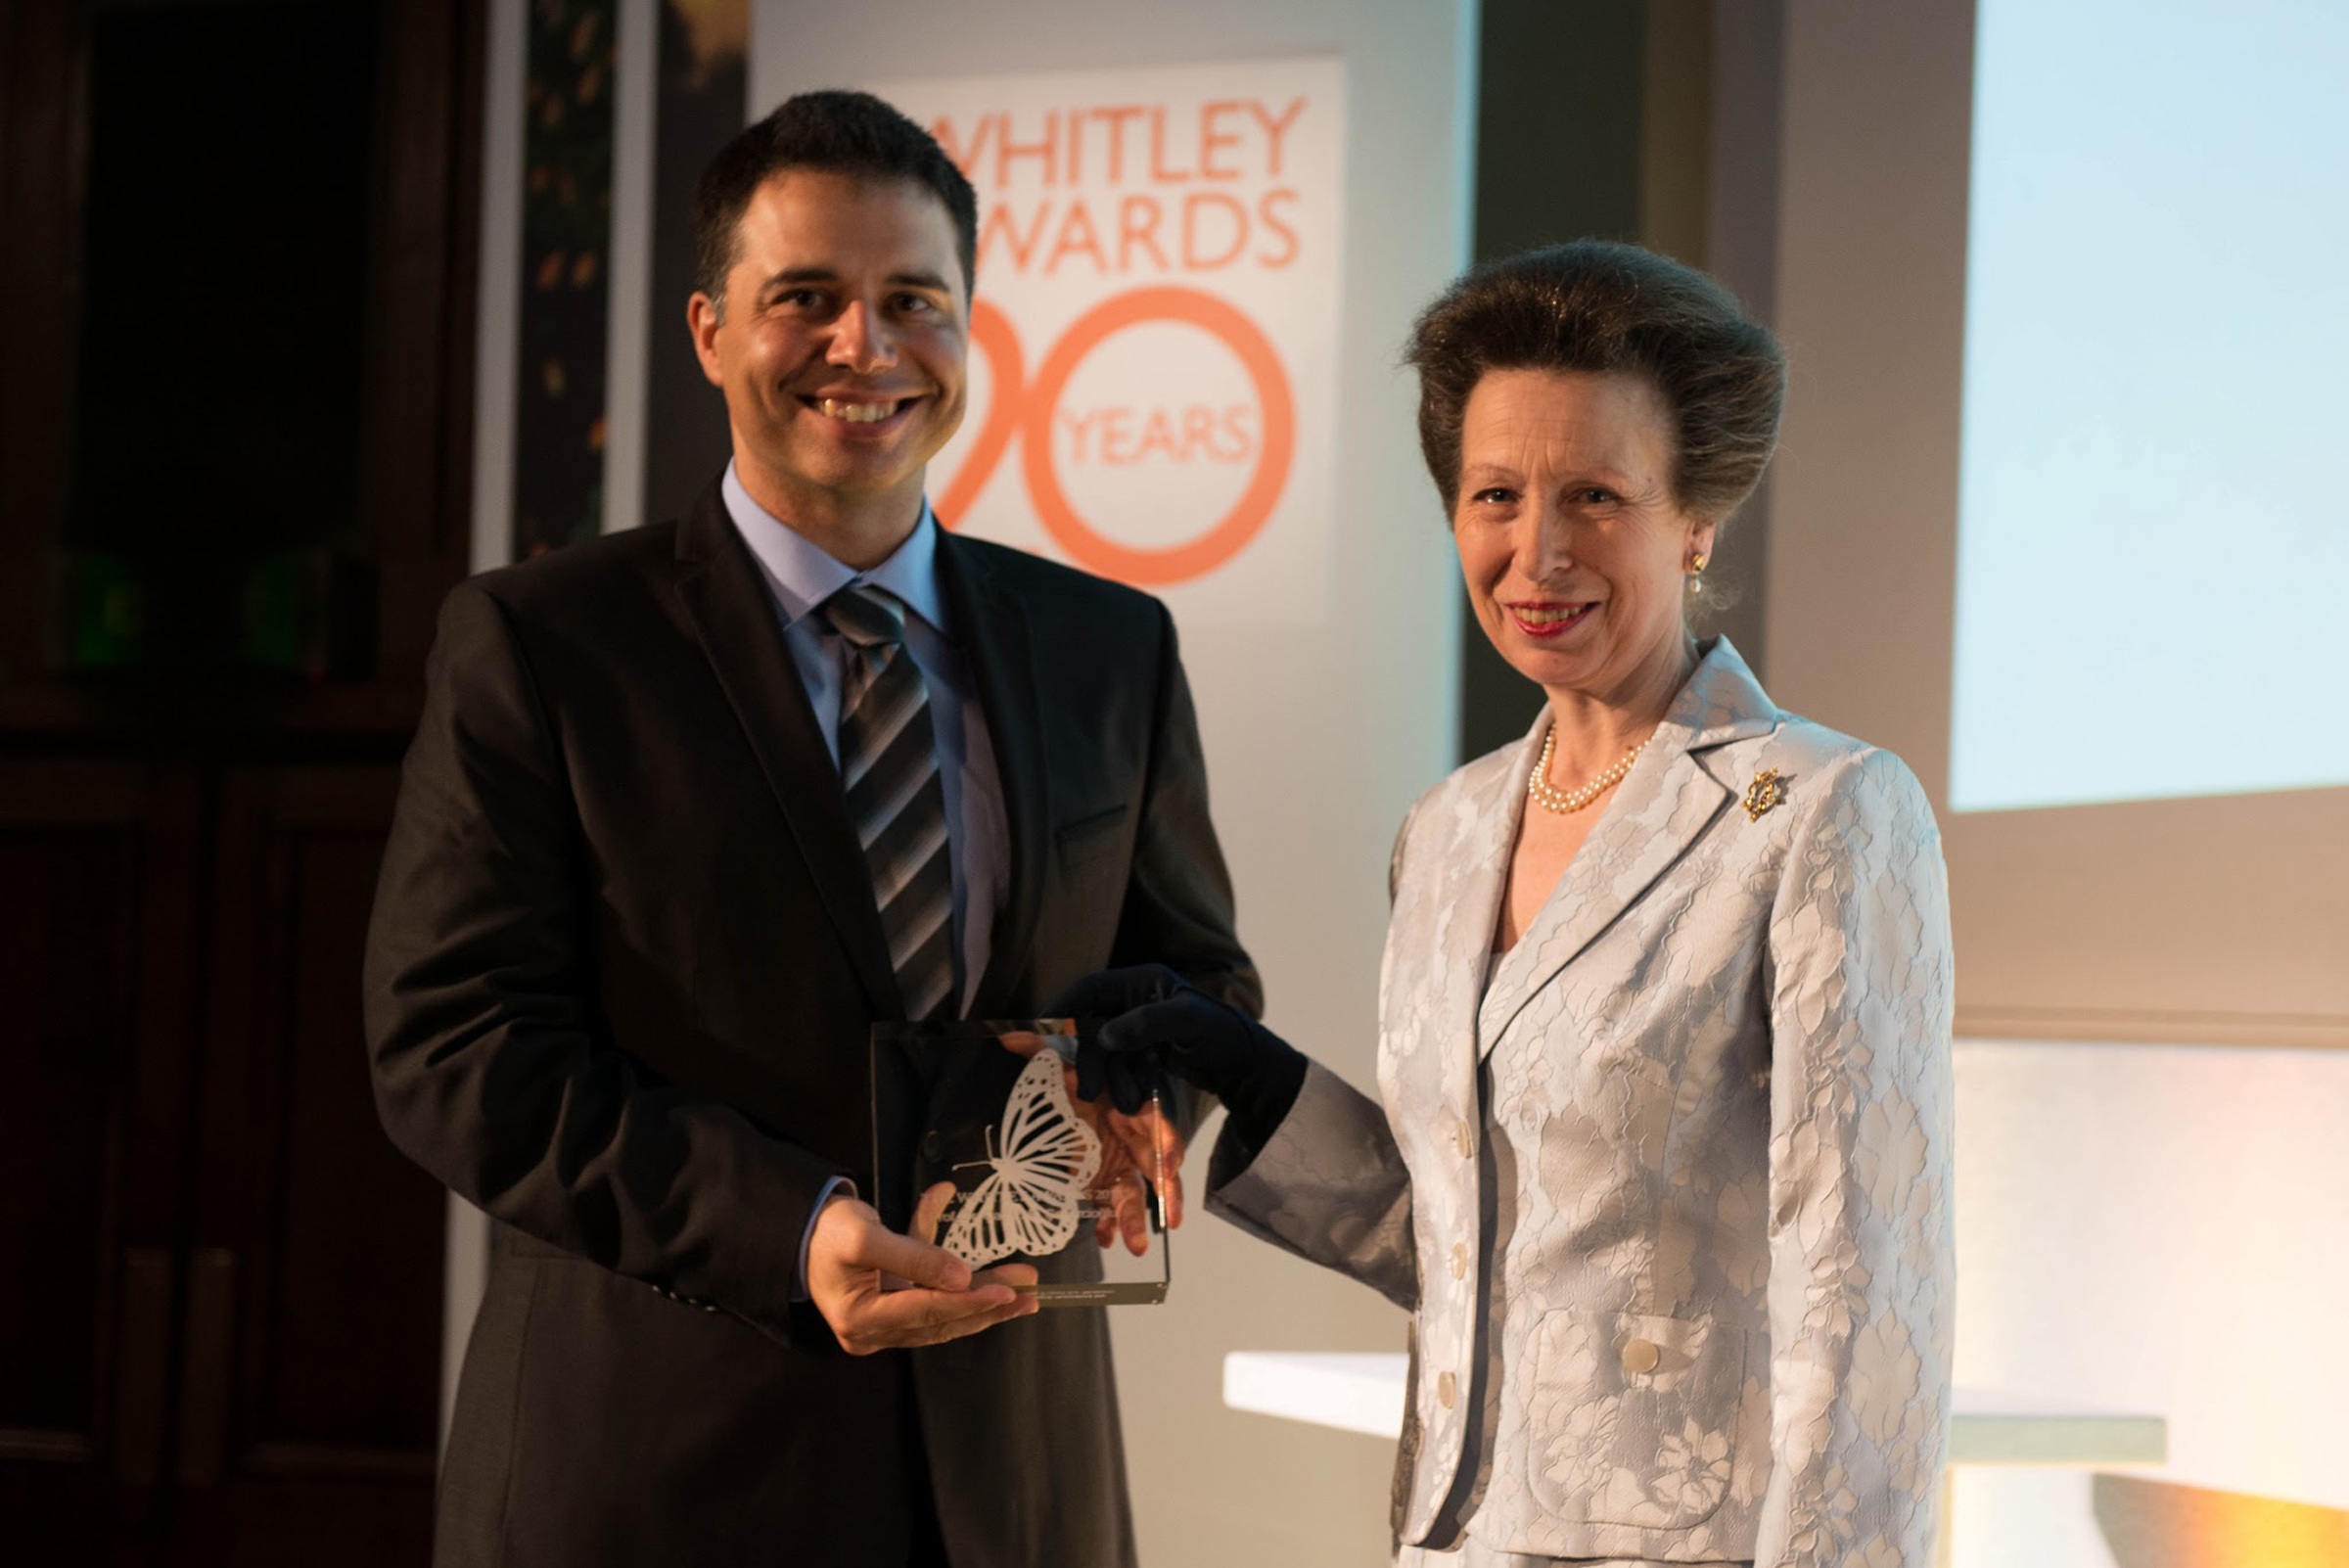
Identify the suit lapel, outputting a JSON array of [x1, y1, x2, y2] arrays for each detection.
[[670, 485, 902, 1017], [1476, 639, 1776, 1056], [936, 534, 1047, 1019]]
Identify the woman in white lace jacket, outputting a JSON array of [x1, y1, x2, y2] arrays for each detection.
[[1062, 241, 1954, 1567]]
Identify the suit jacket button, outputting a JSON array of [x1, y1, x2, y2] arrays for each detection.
[[1452, 1121, 1474, 1159], [922, 1131, 944, 1161], [1621, 1337, 1661, 1375], [1449, 1242, 1467, 1280], [1436, 1370, 1457, 1408]]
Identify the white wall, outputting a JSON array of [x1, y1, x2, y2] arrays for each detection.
[[1949, 1040, 2349, 1566], [749, 7, 1477, 1565]]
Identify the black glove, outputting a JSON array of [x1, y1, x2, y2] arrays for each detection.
[[1045, 964, 1308, 1146]]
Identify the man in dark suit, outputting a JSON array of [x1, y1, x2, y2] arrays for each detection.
[[363, 90, 1258, 1567]]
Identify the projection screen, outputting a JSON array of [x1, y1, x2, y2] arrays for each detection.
[[1762, 0, 2349, 1046]]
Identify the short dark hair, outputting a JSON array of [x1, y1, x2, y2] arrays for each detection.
[[692, 89, 979, 312], [1403, 240, 1785, 524]]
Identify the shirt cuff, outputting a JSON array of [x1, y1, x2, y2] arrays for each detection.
[[794, 1176, 857, 1302]]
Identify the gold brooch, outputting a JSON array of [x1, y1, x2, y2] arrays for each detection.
[[1743, 769, 1787, 821]]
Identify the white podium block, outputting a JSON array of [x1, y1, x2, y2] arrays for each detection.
[[1221, 1350, 2167, 1568]]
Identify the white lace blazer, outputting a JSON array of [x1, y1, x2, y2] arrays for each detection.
[[1208, 638, 1956, 1566]]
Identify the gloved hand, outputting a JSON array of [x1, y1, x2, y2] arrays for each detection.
[[1045, 965, 1309, 1147]]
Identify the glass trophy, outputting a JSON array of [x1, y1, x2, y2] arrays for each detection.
[[870, 1020, 1172, 1306]]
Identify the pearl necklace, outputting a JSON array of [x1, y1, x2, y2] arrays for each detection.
[[1528, 725, 1644, 814]]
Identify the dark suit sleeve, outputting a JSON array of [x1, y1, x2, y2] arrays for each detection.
[[1109, 603, 1262, 1047], [363, 581, 836, 1344]]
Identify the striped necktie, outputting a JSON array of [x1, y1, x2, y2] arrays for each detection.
[[823, 584, 955, 1022]]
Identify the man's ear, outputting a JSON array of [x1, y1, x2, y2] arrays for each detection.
[[687, 293, 724, 387]]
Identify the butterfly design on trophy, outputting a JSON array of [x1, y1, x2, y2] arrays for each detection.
[[870, 1019, 1175, 1305], [941, 1048, 1103, 1268]]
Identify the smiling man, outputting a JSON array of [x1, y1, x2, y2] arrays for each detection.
[[688, 161, 970, 565], [364, 91, 1257, 1568]]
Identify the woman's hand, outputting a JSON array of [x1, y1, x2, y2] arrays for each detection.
[[997, 1029, 1180, 1246], [1046, 964, 1310, 1149], [1087, 1103, 1182, 1249]]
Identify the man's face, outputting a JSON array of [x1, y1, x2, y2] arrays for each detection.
[[690, 169, 968, 524]]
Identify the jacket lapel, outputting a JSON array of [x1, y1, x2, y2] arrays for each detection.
[[1418, 750, 1524, 1090], [1475, 638, 1778, 1056], [670, 484, 902, 1018], [936, 534, 1047, 1019]]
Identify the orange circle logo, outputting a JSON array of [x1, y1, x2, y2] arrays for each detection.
[[934, 300, 1024, 528], [936, 287, 1294, 587]]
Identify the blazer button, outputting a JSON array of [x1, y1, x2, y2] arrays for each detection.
[[1452, 1121, 1474, 1159], [1436, 1370, 1457, 1408], [922, 1131, 944, 1161], [1621, 1337, 1661, 1375], [1449, 1242, 1467, 1280]]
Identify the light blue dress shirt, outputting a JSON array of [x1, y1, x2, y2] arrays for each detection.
[[720, 462, 1010, 1005], [719, 462, 1011, 1295]]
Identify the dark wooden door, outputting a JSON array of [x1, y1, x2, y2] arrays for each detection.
[[168, 764, 447, 1564], [0, 0, 484, 1560], [0, 760, 208, 1562], [0, 763, 446, 1563]]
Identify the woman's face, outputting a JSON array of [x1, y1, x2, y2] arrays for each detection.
[[1451, 368, 1716, 711]]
